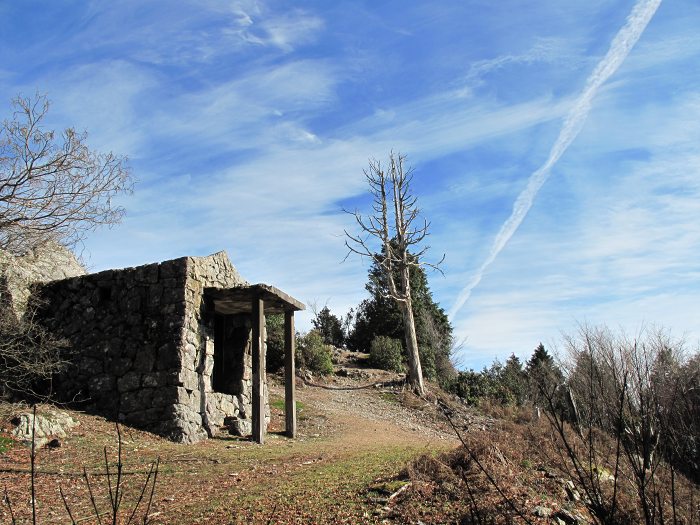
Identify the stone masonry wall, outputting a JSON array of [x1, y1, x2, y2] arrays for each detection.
[[180, 253, 270, 438], [35, 251, 265, 444], [171, 252, 269, 436]]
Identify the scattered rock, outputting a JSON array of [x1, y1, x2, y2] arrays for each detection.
[[11, 409, 79, 448], [532, 505, 553, 518], [555, 508, 587, 524], [564, 480, 581, 502], [224, 415, 251, 437]]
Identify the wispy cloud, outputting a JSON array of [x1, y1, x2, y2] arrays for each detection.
[[450, 89, 700, 367], [2, 0, 697, 368], [448, 0, 663, 319], [458, 37, 580, 95], [246, 11, 325, 52]]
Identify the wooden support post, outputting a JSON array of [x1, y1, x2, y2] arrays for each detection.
[[251, 296, 265, 444], [284, 310, 296, 438]]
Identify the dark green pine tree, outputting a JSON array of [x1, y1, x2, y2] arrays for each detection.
[[500, 353, 527, 405], [348, 253, 455, 385], [526, 342, 563, 403], [312, 306, 345, 347]]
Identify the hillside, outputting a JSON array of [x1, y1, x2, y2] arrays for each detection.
[[0, 360, 460, 524], [1, 354, 697, 524]]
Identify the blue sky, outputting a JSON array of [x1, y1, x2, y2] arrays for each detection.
[[1, 0, 699, 369]]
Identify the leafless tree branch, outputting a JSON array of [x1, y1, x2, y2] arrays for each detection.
[[0, 93, 133, 255]]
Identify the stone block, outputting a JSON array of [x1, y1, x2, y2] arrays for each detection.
[[174, 386, 191, 404], [226, 416, 251, 437], [133, 349, 156, 372], [118, 372, 141, 393], [88, 374, 115, 394], [79, 357, 103, 375], [146, 284, 162, 308], [125, 410, 148, 425], [109, 357, 132, 376], [177, 368, 198, 390], [138, 388, 154, 407], [120, 391, 141, 413], [152, 386, 179, 407], [142, 371, 167, 388], [156, 343, 179, 369], [167, 403, 202, 427], [83, 306, 95, 322]]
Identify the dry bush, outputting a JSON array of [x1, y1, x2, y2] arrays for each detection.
[[2, 412, 160, 525], [395, 388, 699, 525], [0, 298, 68, 399], [399, 424, 555, 524], [542, 325, 699, 524], [478, 398, 535, 426]]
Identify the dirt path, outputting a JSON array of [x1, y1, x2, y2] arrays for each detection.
[[159, 380, 459, 524], [1, 375, 461, 524]]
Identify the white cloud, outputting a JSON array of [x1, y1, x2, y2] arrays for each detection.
[[449, 88, 700, 368], [39, 60, 157, 156], [255, 11, 325, 52]]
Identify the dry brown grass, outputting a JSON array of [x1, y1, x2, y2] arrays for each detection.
[[392, 413, 700, 524]]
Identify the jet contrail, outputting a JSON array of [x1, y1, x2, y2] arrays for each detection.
[[449, 0, 662, 319]]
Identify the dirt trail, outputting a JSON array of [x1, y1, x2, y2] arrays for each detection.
[[1, 370, 463, 525], [171, 378, 459, 524]]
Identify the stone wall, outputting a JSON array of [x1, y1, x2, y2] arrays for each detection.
[[176, 252, 269, 440], [35, 251, 268, 443]]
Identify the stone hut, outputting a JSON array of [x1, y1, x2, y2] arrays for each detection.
[[33, 251, 304, 444]]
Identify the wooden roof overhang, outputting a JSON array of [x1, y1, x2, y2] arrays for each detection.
[[205, 284, 305, 315]]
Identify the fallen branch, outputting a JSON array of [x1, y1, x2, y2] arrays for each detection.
[[388, 482, 411, 502]]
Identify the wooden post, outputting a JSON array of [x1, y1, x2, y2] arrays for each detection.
[[251, 296, 265, 444], [284, 310, 296, 438]]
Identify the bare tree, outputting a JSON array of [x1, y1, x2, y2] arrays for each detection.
[[539, 325, 695, 524], [0, 94, 133, 255], [344, 152, 442, 395], [0, 295, 69, 398]]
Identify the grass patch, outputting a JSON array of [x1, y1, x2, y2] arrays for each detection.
[[270, 399, 305, 412], [367, 478, 409, 498], [0, 435, 14, 453], [212, 444, 438, 523], [380, 391, 398, 404]]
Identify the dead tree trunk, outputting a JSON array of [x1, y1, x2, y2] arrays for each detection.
[[344, 152, 442, 396], [401, 290, 425, 394]]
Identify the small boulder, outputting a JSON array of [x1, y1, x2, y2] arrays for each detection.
[[11, 409, 79, 448], [532, 506, 553, 518]]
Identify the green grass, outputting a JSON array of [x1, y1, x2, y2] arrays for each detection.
[[234, 444, 426, 515], [270, 399, 305, 412], [379, 392, 399, 404], [0, 435, 13, 453]]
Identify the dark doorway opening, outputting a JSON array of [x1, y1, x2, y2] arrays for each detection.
[[213, 314, 249, 395]]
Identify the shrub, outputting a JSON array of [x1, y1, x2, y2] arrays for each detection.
[[0, 298, 68, 399], [296, 330, 333, 375], [369, 336, 405, 373], [449, 369, 495, 406], [546, 325, 698, 522]]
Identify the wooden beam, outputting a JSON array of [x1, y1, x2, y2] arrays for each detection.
[[251, 296, 265, 444], [284, 310, 297, 438]]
